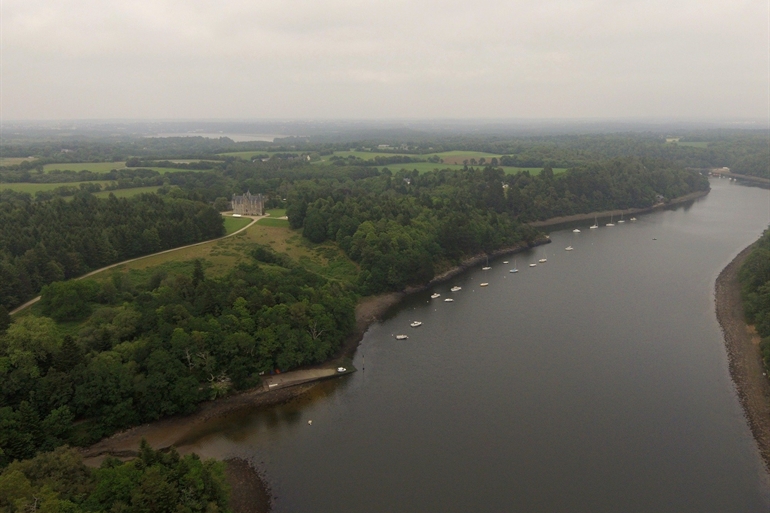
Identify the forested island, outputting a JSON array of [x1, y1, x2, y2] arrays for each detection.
[[0, 126, 760, 511]]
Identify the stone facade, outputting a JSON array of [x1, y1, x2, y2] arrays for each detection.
[[232, 191, 264, 216]]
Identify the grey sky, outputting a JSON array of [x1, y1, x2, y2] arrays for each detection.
[[2, 0, 767, 120]]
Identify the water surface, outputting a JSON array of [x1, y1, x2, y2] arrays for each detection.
[[181, 179, 770, 512]]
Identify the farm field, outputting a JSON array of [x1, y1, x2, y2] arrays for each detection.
[[86, 217, 358, 286], [218, 150, 272, 160], [0, 157, 36, 166], [0, 181, 114, 194], [670, 141, 709, 148], [43, 162, 127, 173]]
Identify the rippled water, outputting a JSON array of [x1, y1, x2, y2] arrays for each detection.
[[180, 179, 770, 512]]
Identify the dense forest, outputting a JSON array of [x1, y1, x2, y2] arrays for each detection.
[[0, 192, 224, 312], [286, 158, 709, 294], [0, 251, 355, 464], [0, 443, 229, 512], [739, 228, 770, 372]]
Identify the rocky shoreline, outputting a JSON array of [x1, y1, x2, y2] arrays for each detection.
[[715, 242, 770, 472]]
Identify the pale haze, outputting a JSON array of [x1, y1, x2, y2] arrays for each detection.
[[2, 0, 767, 120]]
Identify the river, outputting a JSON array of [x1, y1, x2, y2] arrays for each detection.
[[178, 178, 770, 512]]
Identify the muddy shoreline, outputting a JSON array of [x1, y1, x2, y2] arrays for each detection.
[[715, 242, 770, 472]]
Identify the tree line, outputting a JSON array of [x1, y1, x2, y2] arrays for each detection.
[[739, 228, 770, 371], [0, 192, 224, 313]]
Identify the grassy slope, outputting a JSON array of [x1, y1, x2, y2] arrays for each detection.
[[85, 218, 359, 288]]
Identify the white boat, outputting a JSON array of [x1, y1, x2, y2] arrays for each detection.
[[606, 215, 614, 227], [538, 251, 547, 263], [482, 256, 491, 270], [529, 263, 537, 267], [431, 293, 440, 299], [573, 228, 581, 233], [444, 298, 454, 302], [590, 216, 598, 229], [565, 246, 573, 251], [618, 214, 625, 224], [503, 261, 509, 264], [396, 334, 408, 340], [630, 217, 637, 222], [450, 286, 461, 292], [480, 283, 489, 287], [410, 321, 422, 328], [509, 268, 518, 273]]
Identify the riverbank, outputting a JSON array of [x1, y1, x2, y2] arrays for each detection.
[[715, 242, 770, 471], [528, 189, 710, 228]]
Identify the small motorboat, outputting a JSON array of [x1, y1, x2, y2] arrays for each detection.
[[410, 321, 422, 328], [573, 229, 581, 233], [529, 263, 537, 267], [630, 217, 637, 222], [396, 334, 408, 340], [503, 261, 509, 264], [444, 298, 454, 302], [482, 266, 491, 270], [565, 246, 573, 251], [538, 257, 547, 263], [451, 286, 461, 292], [431, 293, 440, 299], [480, 283, 489, 287]]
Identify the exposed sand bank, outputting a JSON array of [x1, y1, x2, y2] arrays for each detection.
[[715, 243, 770, 472]]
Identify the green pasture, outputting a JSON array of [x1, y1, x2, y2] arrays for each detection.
[[670, 141, 709, 148], [43, 162, 126, 173], [218, 151, 273, 160], [223, 216, 253, 234], [86, 215, 358, 286], [0, 181, 113, 194], [266, 208, 287, 217], [257, 218, 290, 227], [0, 157, 36, 166]]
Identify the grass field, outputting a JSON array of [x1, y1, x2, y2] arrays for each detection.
[[256, 218, 290, 227], [1, 181, 111, 194], [668, 141, 709, 148], [43, 162, 127, 173], [266, 208, 287, 217], [223, 216, 253, 234], [85, 217, 358, 287], [0, 157, 35, 166], [218, 151, 272, 159], [371, 162, 567, 175]]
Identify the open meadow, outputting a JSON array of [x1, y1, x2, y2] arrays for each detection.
[[84, 216, 359, 288]]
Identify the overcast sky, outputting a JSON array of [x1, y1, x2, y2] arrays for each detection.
[[2, 0, 767, 121]]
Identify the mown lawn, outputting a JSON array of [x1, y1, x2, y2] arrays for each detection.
[[223, 216, 253, 234]]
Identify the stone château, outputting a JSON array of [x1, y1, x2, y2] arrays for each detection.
[[231, 191, 264, 216]]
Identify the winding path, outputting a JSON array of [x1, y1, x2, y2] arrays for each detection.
[[9, 215, 260, 316]]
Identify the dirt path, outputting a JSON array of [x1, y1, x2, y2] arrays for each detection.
[[715, 243, 770, 471], [9, 215, 260, 315]]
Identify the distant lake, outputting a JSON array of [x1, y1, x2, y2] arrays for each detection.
[[178, 179, 770, 512], [150, 133, 290, 142]]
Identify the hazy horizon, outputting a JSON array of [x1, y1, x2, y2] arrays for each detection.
[[3, 0, 768, 121]]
